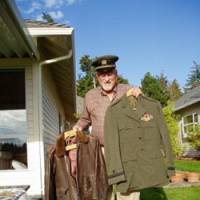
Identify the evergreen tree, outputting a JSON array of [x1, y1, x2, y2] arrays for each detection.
[[76, 55, 94, 97], [76, 73, 95, 97], [185, 61, 200, 90], [79, 55, 93, 73], [42, 12, 54, 23], [168, 79, 182, 101], [141, 72, 168, 106], [157, 73, 170, 103], [117, 75, 129, 84]]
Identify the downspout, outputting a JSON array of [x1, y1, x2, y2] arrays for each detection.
[[38, 49, 72, 197]]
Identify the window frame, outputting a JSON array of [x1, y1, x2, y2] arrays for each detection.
[[181, 113, 199, 138]]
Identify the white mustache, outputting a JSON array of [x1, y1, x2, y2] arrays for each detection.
[[103, 81, 112, 84]]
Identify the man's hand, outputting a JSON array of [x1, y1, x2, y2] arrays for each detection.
[[72, 125, 88, 143], [130, 87, 143, 98], [72, 125, 83, 132]]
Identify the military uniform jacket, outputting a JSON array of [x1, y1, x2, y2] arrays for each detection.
[[104, 95, 175, 193]]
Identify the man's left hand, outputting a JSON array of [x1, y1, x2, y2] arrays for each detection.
[[131, 87, 143, 97]]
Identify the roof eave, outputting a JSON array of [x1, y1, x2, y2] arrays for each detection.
[[0, 0, 39, 59], [28, 27, 74, 37], [174, 99, 200, 112]]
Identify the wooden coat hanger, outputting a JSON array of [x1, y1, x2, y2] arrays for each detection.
[[64, 130, 77, 151]]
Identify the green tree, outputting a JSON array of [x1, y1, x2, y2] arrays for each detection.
[[42, 12, 54, 23], [117, 75, 129, 84], [76, 55, 94, 97], [157, 73, 170, 103], [163, 101, 182, 157], [141, 72, 168, 106], [157, 73, 168, 92], [168, 79, 182, 101], [79, 55, 93, 73], [77, 55, 129, 97], [185, 61, 200, 90]]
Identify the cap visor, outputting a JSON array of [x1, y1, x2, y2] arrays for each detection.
[[95, 65, 116, 71]]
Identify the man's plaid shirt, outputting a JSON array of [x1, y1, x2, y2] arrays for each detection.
[[76, 84, 131, 145]]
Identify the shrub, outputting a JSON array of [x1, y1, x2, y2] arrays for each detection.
[[187, 125, 200, 149], [163, 101, 183, 157]]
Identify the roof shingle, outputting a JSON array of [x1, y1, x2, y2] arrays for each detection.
[[174, 86, 200, 111]]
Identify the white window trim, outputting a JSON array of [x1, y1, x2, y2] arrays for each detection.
[[182, 113, 200, 138]]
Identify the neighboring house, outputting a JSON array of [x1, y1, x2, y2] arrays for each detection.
[[0, 0, 76, 198], [174, 86, 200, 157]]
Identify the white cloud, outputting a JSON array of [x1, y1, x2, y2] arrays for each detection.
[[44, 0, 64, 8], [66, 0, 76, 5], [36, 14, 43, 21], [26, 1, 42, 14], [44, 0, 80, 8], [0, 110, 26, 136], [49, 11, 64, 19]]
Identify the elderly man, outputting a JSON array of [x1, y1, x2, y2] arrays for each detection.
[[73, 55, 141, 200]]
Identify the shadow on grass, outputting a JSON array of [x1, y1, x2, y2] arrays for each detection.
[[140, 188, 168, 200]]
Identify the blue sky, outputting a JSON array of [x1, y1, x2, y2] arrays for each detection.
[[16, 0, 200, 88]]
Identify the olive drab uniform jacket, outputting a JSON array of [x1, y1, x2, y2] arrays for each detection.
[[104, 95, 175, 193]]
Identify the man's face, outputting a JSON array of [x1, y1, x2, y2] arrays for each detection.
[[96, 68, 118, 93]]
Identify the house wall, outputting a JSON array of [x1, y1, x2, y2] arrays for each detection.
[[42, 66, 65, 147], [176, 102, 200, 157], [41, 65, 66, 194], [177, 102, 200, 117], [0, 63, 44, 197]]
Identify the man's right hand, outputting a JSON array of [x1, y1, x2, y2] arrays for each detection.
[[72, 125, 88, 143], [72, 125, 83, 132]]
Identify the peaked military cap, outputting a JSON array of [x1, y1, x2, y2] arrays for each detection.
[[91, 55, 119, 71]]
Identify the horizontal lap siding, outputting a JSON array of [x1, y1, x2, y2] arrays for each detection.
[[42, 66, 65, 161]]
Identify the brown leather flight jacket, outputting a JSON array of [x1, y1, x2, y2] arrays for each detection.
[[45, 134, 109, 200]]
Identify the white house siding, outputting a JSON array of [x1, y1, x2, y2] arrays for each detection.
[[41, 65, 65, 166], [42, 65, 65, 144], [0, 64, 43, 197], [177, 102, 200, 157]]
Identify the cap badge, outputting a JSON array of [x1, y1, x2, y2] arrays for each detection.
[[101, 59, 107, 65]]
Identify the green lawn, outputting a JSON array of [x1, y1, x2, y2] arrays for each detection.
[[175, 159, 200, 172], [140, 187, 200, 200]]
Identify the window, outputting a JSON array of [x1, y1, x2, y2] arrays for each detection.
[[0, 69, 27, 170], [182, 113, 199, 138]]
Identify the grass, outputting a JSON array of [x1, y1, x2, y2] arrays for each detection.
[[140, 159, 200, 199], [175, 159, 200, 172], [140, 187, 200, 200]]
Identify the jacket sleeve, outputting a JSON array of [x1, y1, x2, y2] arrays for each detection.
[[156, 102, 175, 177], [45, 146, 56, 200], [104, 107, 126, 185], [75, 94, 91, 130]]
